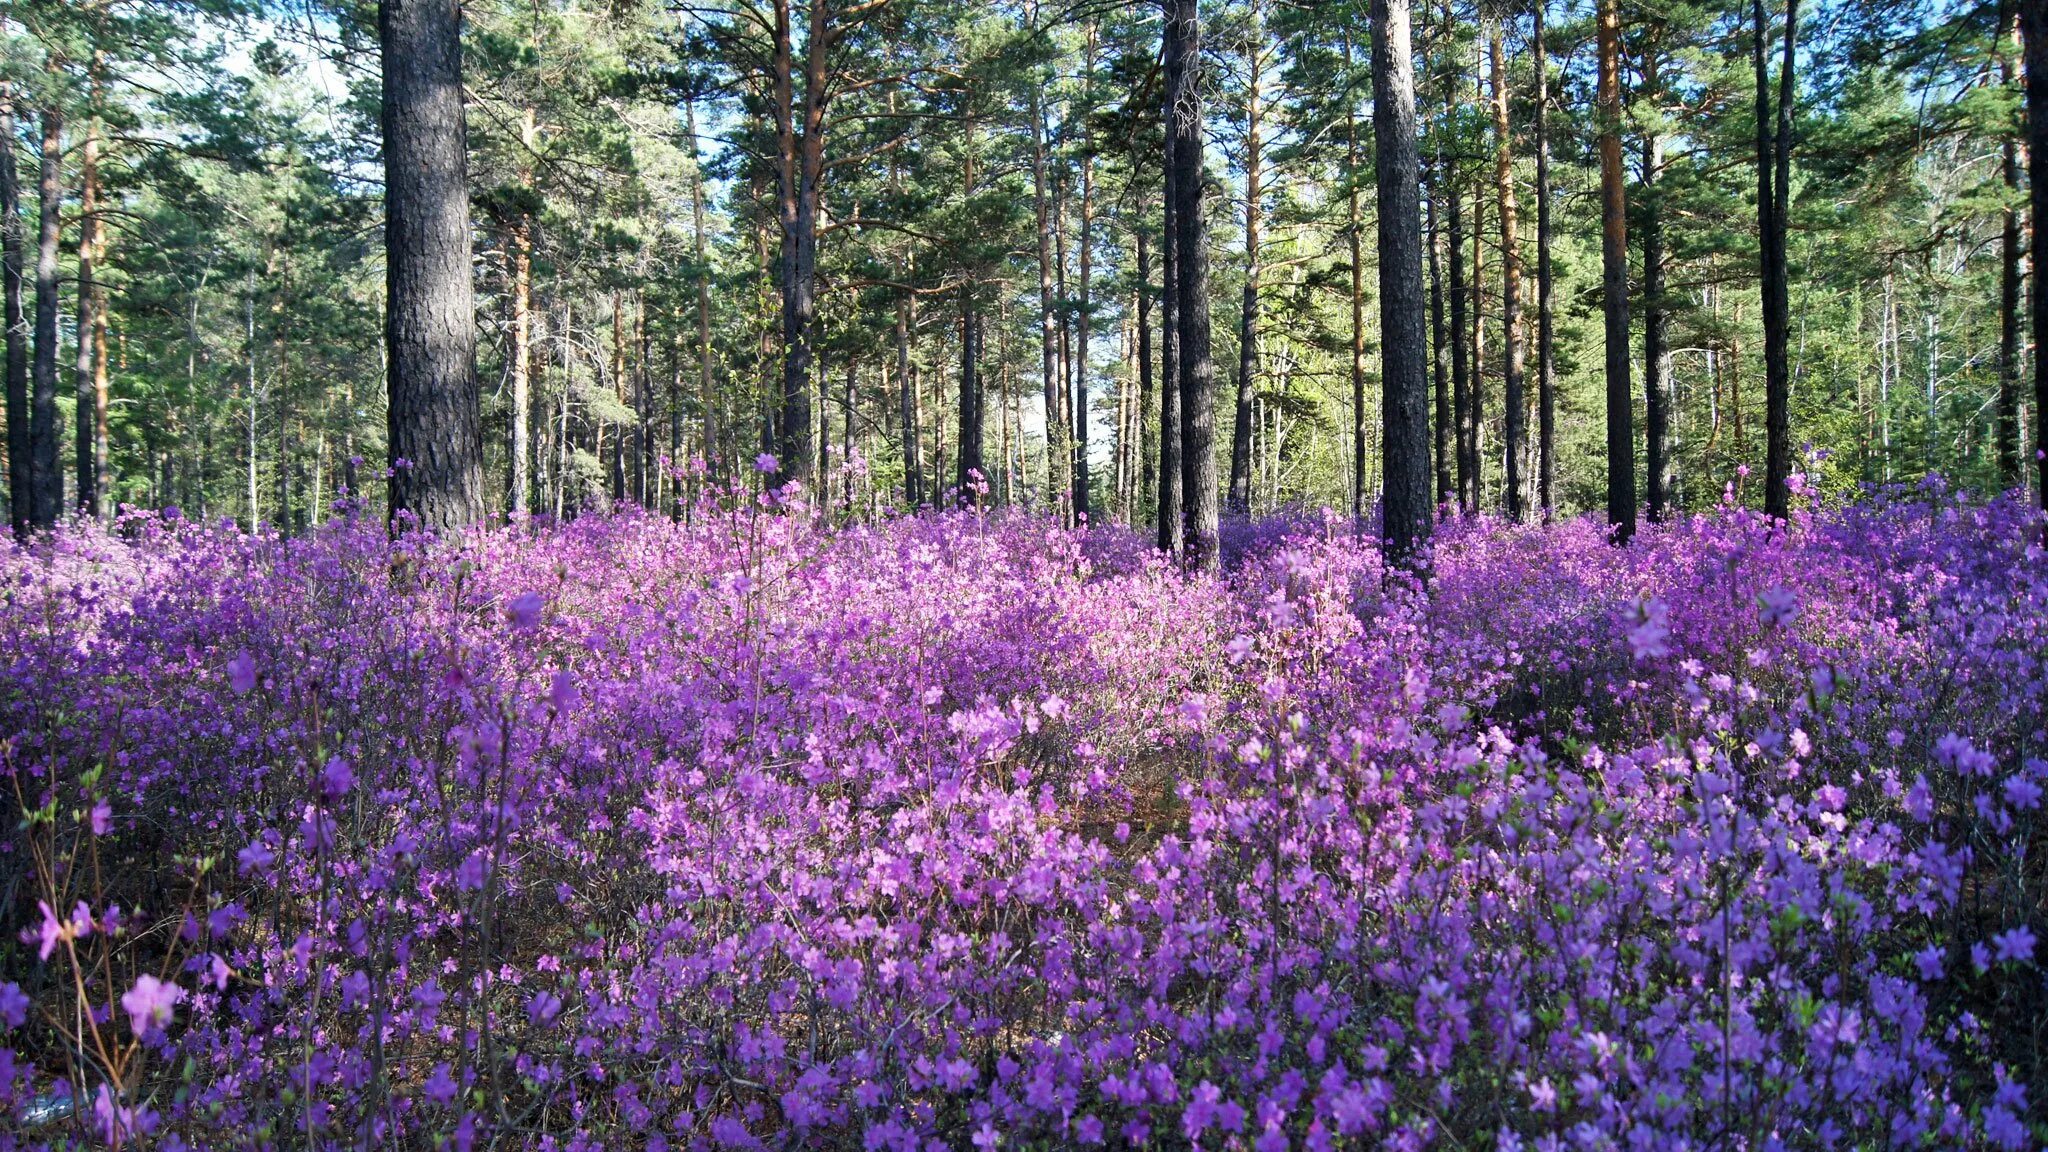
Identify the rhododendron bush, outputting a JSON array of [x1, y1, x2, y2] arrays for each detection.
[[2, 484, 2043, 1150]]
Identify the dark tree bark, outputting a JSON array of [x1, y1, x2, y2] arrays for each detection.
[[1228, 2, 1264, 515], [2, 87, 27, 537], [1346, 32, 1369, 522], [1135, 226, 1155, 525], [1998, 0, 2021, 486], [1533, 0, 1556, 517], [1754, 0, 1796, 522], [74, 104, 101, 518], [1448, 145, 1470, 515], [1158, 74, 1184, 557], [1428, 170, 1452, 509], [958, 287, 983, 495], [1074, 62, 1095, 521], [381, 0, 485, 532], [1373, 0, 1432, 560], [897, 293, 920, 506], [2024, 0, 2048, 519], [1031, 80, 1064, 510], [770, 0, 831, 493], [1167, 0, 1218, 571], [1489, 26, 1526, 522], [1598, 0, 1635, 542], [29, 108, 60, 528], [1643, 56, 1672, 522]]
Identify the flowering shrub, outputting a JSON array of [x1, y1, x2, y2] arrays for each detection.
[[2, 483, 2042, 1150]]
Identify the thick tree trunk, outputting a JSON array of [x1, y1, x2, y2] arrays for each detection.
[[28, 108, 60, 527], [898, 292, 920, 506], [1373, 0, 1432, 560], [381, 0, 484, 532], [508, 178, 532, 516], [2024, 0, 2048, 517], [1158, 97, 1183, 557], [1031, 81, 1064, 510], [689, 98, 717, 480], [1346, 32, 1369, 522], [1168, 0, 1218, 571], [74, 104, 101, 517], [1533, 0, 1556, 516], [1755, 0, 1796, 521], [1448, 147, 1470, 515], [1428, 175, 1452, 509], [1136, 226, 1155, 526], [1598, 0, 1636, 541], [1468, 177, 1485, 512], [1074, 76, 1095, 521], [1643, 78, 1672, 521], [1489, 27, 1526, 522], [958, 287, 982, 495], [1229, 4, 1263, 516], [2, 87, 27, 537], [773, 0, 829, 492], [1999, 0, 2021, 486]]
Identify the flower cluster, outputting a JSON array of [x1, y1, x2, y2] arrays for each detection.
[[1, 483, 2041, 1150]]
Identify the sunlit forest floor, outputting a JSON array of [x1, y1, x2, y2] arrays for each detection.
[[2, 486, 2043, 1149]]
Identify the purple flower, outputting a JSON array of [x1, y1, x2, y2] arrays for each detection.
[[0, 982, 28, 1028], [1757, 586, 1800, 627], [754, 453, 779, 473], [320, 756, 355, 800], [506, 592, 545, 631], [89, 800, 112, 836], [549, 670, 580, 714], [424, 1062, 458, 1106], [226, 650, 257, 695], [1990, 925, 2035, 964], [121, 973, 185, 1036], [528, 989, 563, 1027]]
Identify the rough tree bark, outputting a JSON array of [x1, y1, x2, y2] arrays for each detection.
[[1643, 46, 1672, 521], [1754, 0, 1796, 522], [1998, 0, 2020, 487], [2, 85, 27, 536], [1489, 25, 1526, 522], [2023, 0, 2048, 518], [1374, 0, 1433, 560], [1167, 0, 1218, 571], [1533, 0, 1556, 516], [1598, 0, 1636, 541], [29, 107, 60, 527], [380, 0, 485, 531], [1228, 1, 1264, 515], [1158, 68, 1183, 557]]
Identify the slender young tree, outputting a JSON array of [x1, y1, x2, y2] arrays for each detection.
[[1158, 124, 1183, 555], [1374, 0, 1432, 560], [1597, 0, 1634, 541], [381, 0, 485, 531]]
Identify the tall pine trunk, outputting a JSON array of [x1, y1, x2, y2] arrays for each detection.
[[74, 99, 101, 517], [1643, 52, 1672, 521], [1228, 2, 1263, 515], [2024, 0, 2048, 518], [2, 86, 27, 536], [1428, 172, 1452, 508], [381, 0, 484, 531], [1373, 0, 1432, 560], [508, 115, 534, 518], [1598, 0, 1636, 541], [1346, 32, 1369, 522], [1167, 0, 1218, 571], [1533, 0, 1556, 516], [1136, 226, 1155, 526], [1998, 0, 2021, 487], [1158, 72, 1184, 557], [1489, 26, 1525, 521], [29, 107, 60, 527], [1754, 0, 1796, 521]]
